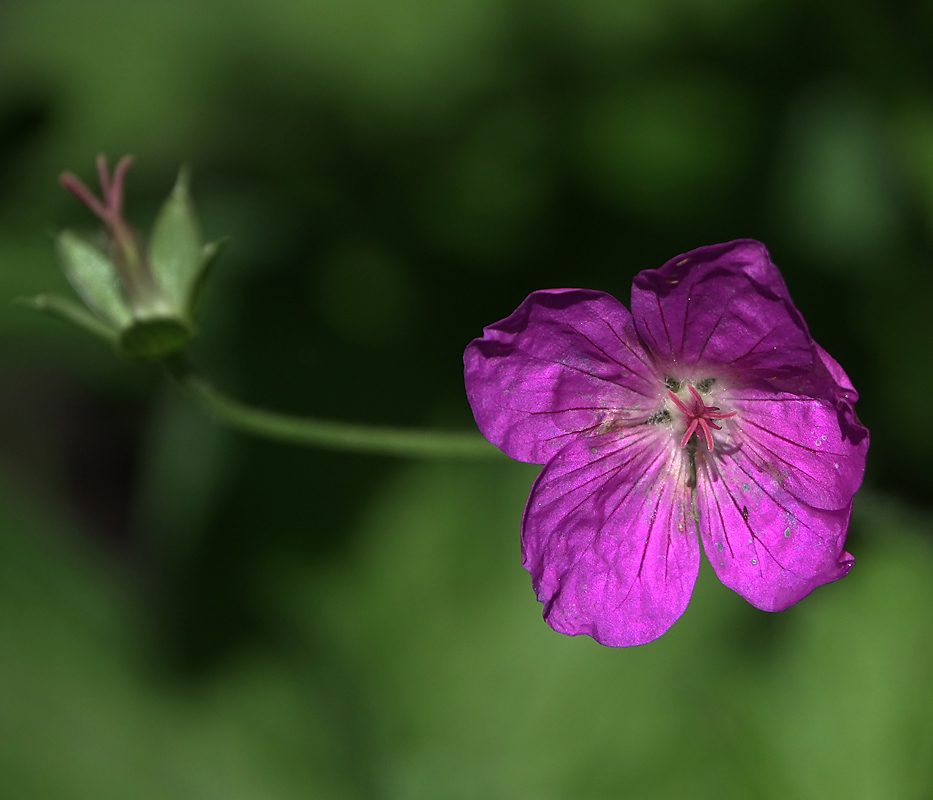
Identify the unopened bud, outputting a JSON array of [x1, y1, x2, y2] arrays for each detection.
[[20, 156, 224, 360]]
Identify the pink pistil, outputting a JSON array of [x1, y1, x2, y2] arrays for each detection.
[[60, 154, 135, 230], [667, 384, 737, 451], [59, 154, 154, 305]]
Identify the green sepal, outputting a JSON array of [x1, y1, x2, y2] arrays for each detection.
[[42, 161, 225, 361], [15, 294, 119, 343], [147, 166, 202, 318], [56, 230, 133, 328], [187, 238, 227, 319], [116, 317, 197, 361]]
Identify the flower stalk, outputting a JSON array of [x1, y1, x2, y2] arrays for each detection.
[[165, 356, 500, 459], [25, 155, 500, 460]]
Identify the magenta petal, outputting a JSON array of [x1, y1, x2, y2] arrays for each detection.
[[814, 342, 869, 448], [726, 389, 868, 511], [695, 447, 854, 611], [522, 432, 697, 646], [464, 289, 659, 463], [815, 342, 857, 399], [631, 240, 814, 380], [461, 239, 868, 647]]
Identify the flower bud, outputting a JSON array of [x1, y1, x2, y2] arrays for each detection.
[[19, 156, 224, 360]]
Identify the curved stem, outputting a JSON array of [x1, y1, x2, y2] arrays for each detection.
[[164, 356, 501, 459]]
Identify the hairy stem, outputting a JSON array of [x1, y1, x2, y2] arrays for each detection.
[[164, 355, 500, 459]]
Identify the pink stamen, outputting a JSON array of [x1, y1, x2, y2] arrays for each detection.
[[666, 384, 736, 451]]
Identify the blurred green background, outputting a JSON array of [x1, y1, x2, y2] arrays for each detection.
[[1, 0, 932, 797]]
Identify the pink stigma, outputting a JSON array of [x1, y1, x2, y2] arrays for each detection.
[[667, 384, 737, 451], [59, 154, 134, 228]]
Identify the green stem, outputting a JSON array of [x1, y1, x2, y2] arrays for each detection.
[[165, 356, 501, 459]]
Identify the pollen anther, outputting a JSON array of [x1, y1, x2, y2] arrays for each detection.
[[667, 384, 736, 451]]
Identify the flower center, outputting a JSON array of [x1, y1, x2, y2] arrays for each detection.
[[666, 384, 736, 451]]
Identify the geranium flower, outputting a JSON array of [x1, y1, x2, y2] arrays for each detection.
[[464, 240, 868, 646]]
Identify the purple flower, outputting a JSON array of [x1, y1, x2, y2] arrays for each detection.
[[464, 240, 868, 647]]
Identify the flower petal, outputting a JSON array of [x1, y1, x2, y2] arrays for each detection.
[[724, 388, 867, 511], [814, 342, 869, 449], [631, 240, 814, 380], [695, 445, 854, 612], [464, 289, 659, 463], [522, 431, 697, 646]]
